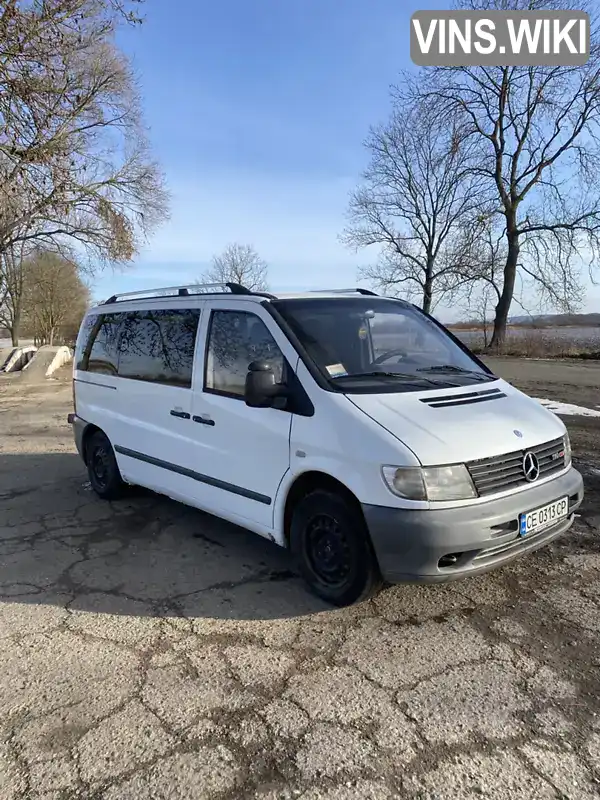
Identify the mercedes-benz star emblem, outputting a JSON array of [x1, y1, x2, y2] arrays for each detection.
[[522, 452, 540, 482]]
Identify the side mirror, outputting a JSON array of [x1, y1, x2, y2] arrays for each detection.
[[245, 361, 283, 408]]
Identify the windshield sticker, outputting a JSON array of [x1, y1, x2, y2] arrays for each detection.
[[358, 325, 368, 340], [326, 363, 348, 378]]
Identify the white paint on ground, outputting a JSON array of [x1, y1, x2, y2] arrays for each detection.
[[534, 398, 600, 418]]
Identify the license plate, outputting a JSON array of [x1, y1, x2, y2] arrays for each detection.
[[519, 496, 568, 537]]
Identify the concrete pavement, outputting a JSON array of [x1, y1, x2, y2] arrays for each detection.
[[0, 372, 599, 798]]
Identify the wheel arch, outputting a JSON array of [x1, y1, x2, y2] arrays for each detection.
[[80, 422, 103, 465], [281, 470, 366, 549]]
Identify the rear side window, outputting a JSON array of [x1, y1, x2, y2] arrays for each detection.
[[75, 315, 97, 370], [205, 310, 284, 398], [117, 309, 200, 387], [77, 313, 124, 375]]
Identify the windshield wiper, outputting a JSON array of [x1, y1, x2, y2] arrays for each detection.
[[332, 371, 446, 386], [334, 371, 417, 379], [417, 365, 491, 380]]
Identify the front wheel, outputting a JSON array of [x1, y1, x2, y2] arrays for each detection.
[[290, 489, 382, 606], [85, 430, 125, 501]]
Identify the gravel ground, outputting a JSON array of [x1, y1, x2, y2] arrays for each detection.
[[0, 358, 599, 799]]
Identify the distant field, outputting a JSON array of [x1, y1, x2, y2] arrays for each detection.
[[372, 323, 600, 358], [452, 325, 600, 356], [453, 325, 600, 341]]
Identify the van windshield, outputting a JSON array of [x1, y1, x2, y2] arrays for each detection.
[[272, 297, 494, 393]]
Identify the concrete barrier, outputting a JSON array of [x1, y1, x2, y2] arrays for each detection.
[[0, 345, 14, 371], [20, 345, 72, 381], [2, 346, 37, 373]]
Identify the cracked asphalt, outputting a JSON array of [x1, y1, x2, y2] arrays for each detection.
[[0, 358, 599, 799]]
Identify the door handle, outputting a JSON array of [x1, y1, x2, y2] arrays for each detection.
[[170, 409, 191, 419], [192, 415, 215, 426]]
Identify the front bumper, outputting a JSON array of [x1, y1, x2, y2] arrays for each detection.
[[362, 466, 584, 583]]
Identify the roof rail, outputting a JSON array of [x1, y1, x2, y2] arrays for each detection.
[[101, 282, 275, 305], [308, 287, 378, 296], [226, 282, 277, 300]]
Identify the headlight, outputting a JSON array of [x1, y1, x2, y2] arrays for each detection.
[[563, 433, 572, 467], [423, 465, 478, 501], [381, 464, 477, 501], [381, 466, 426, 501]]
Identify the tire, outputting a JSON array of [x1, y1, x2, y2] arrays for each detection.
[[290, 489, 382, 606], [85, 430, 125, 501]]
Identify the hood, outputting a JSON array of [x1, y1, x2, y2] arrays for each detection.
[[347, 379, 566, 466]]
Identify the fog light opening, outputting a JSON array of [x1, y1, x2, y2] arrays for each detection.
[[438, 553, 460, 569]]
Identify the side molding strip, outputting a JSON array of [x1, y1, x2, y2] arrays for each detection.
[[74, 377, 117, 390], [114, 445, 271, 505]]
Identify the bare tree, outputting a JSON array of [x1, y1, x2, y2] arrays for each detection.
[[22, 250, 90, 346], [0, 237, 29, 345], [199, 243, 269, 292], [457, 221, 506, 348], [457, 215, 505, 315], [0, 0, 168, 271], [0, 216, 51, 344], [471, 290, 493, 349], [410, 0, 600, 348], [458, 214, 560, 341], [342, 99, 486, 313]]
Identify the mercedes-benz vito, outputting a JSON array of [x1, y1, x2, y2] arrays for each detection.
[[68, 283, 584, 606]]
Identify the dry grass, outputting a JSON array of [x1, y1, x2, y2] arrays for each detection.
[[462, 329, 600, 359]]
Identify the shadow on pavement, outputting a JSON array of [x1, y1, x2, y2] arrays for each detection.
[[2, 446, 599, 625], [0, 452, 329, 621]]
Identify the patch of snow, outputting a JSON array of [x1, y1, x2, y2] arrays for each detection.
[[534, 398, 600, 418]]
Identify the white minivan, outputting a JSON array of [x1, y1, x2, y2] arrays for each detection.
[[69, 283, 584, 606]]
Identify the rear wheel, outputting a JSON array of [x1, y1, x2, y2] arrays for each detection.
[[85, 430, 124, 500], [290, 489, 382, 606]]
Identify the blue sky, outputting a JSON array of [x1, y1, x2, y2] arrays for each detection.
[[93, 0, 446, 304], [92, 0, 599, 319]]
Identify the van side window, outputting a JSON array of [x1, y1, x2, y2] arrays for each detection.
[[117, 309, 200, 387], [81, 313, 124, 375], [75, 315, 98, 370], [205, 310, 284, 398]]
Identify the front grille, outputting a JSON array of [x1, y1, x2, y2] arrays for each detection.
[[467, 437, 566, 497]]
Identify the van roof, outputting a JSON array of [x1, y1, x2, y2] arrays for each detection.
[[95, 282, 380, 307]]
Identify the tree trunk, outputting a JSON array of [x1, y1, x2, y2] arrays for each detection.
[[489, 219, 519, 351], [9, 310, 20, 346], [422, 263, 434, 314]]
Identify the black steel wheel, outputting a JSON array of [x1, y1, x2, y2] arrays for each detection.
[[290, 489, 382, 606], [85, 430, 124, 500]]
